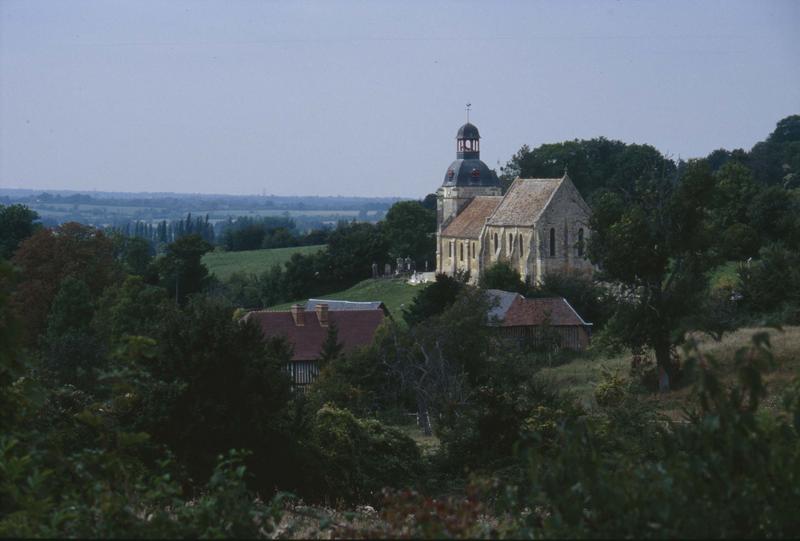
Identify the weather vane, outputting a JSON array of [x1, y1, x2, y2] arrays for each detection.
[[466, 102, 471, 123]]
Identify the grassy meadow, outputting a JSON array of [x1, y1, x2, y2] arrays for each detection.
[[202, 244, 326, 280], [268, 277, 428, 321], [541, 324, 800, 419]]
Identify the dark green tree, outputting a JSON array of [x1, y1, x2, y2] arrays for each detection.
[[383, 200, 436, 267], [421, 193, 438, 211], [499, 138, 675, 199], [139, 296, 294, 489], [478, 260, 526, 293], [40, 276, 107, 390], [748, 185, 799, 245], [402, 273, 464, 327], [588, 160, 716, 389], [319, 320, 344, 365], [157, 234, 212, 304], [0, 204, 40, 260]]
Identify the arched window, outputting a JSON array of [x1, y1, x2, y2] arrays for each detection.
[[449, 241, 453, 258], [472, 242, 476, 259], [549, 228, 556, 257], [494, 233, 499, 250], [578, 228, 585, 257], [459, 242, 463, 262], [509, 233, 513, 251], [519, 234, 524, 257]]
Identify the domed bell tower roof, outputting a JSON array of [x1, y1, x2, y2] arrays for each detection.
[[442, 121, 499, 188]]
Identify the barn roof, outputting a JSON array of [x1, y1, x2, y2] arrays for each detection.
[[485, 289, 523, 322], [306, 299, 388, 314], [441, 196, 503, 239], [501, 296, 592, 327], [485, 176, 563, 227], [242, 308, 385, 361]]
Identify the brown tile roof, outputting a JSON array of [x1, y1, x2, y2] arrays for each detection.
[[486, 177, 563, 227], [441, 196, 503, 239], [500, 296, 591, 327], [242, 308, 385, 361]]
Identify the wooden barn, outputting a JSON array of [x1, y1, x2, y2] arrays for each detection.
[[486, 289, 592, 351], [243, 303, 385, 387]]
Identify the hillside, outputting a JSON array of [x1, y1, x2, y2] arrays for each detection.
[[202, 245, 325, 280], [541, 325, 800, 419], [268, 277, 427, 320]]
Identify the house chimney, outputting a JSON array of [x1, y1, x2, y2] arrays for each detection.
[[315, 303, 329, 327], [290, 304, 305, 326]]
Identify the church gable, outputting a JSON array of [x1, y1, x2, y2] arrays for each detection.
[[486, 177, 562, 227], [538, 174, 591, 227]]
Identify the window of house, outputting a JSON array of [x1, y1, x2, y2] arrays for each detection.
[[519, 234, 524, 257], [509, 233, 513, 251], [549, 228, 556, 257], [578, 228, 584, 257], [449, 241, 453, 258], [459, 242, 463, 262], [472, 241, 476, 259], [494, 233, 499, 250]]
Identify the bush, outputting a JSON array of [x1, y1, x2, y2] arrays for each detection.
[[502, 333, 800, 538], [739, 242, 800, 318], [310, 404, 422, 504], [721, 223, 760, 260], [478, 260, 526, 293]]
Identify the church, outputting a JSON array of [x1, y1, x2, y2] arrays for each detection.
[[436, 121, 593, 284]]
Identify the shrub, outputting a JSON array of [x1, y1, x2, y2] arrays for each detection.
[[309, 404, 422, 504]]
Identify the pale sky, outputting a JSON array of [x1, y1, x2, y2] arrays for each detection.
[[1, 0, 798, 198]]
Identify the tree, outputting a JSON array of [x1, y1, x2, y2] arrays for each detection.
[[11, 222, 119, 344], [39, 276, 106, 391], [156, 234, 212, 304], [138, 296, 294, 489], [748, 185, 798, 245], [388, 287, 493, 435], [499, 138, 675, 200], [383, 201, 436, 267], [0, 204, 40, 260], [421, 193, 437, 211], [478, 260, 526, 293], [588, 160, 716, 390], [110, 233, 153, 276], [402, 273, 464, 327], [318, 321, 344, 365], [749, 115, 800, 186]]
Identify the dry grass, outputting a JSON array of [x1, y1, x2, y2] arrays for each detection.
[[541, 325, 800, 418]]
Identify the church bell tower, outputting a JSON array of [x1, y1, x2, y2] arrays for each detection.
[[436, 113, 502, 271]]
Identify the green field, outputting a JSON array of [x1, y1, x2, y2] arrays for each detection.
[[269, 277, 427, 320], [202, 245, 326, 280]]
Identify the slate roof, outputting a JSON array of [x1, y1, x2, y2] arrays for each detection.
[[485, 177, 563, 227], [442, 158, 500, 187], [501, 297, 592, 327], [441, 196, 503, 239], [243, 308, 385, 361], [485, 289, 523, 322], [306, 299, 388, 315]]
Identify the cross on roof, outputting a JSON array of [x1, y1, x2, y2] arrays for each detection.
[[466, 102, 471, 123]]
